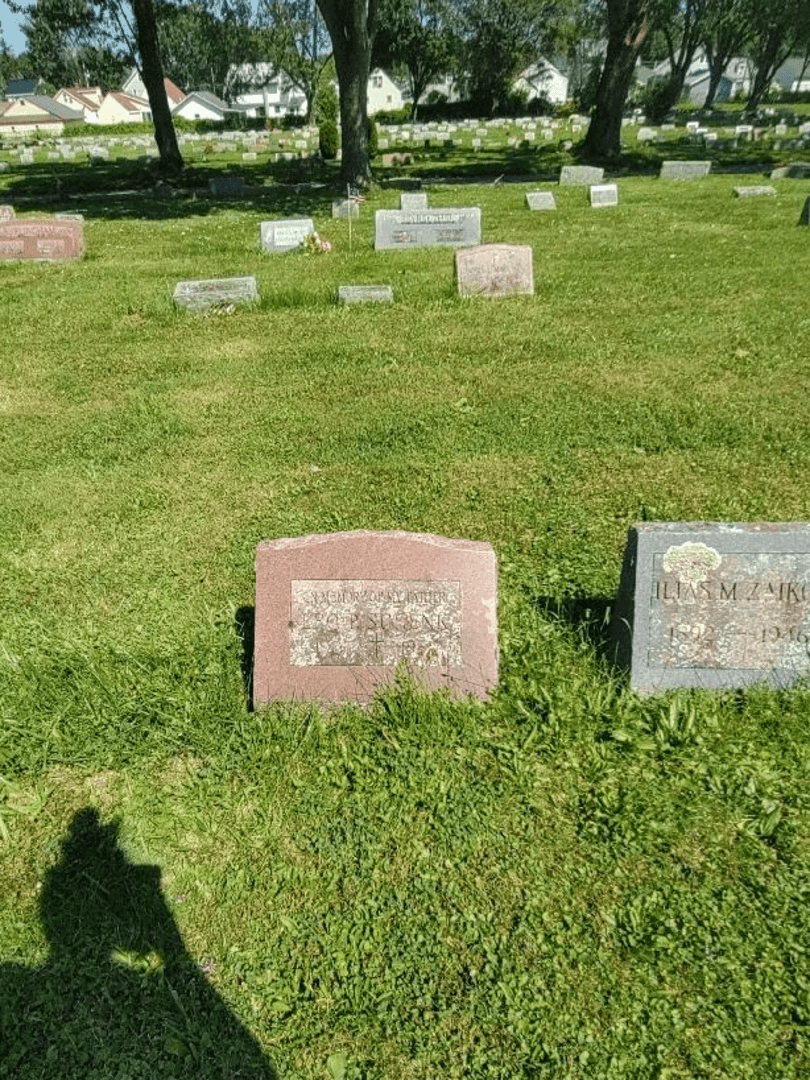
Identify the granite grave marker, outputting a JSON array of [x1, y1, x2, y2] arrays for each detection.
[[254, 530, 499, 704], [526, 191, 556, 210], [173, 276, 260, 313], [260, 218, 315, 252], [559, 165, 604, 186], [455, 243, 533, 297], [659, 160, 711, 179], [0, 219, 84, 262], [613, 522, 810, 693], [375, 207, 481, 250], [590, 183, 618, 207], [338, 285, 394, 304]]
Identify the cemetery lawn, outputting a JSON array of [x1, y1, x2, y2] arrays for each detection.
[[2, 172, 810, 1079]]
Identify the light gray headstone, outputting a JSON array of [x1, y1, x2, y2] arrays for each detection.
[[173, 276, 259, 313], [733, 185, 777, 198], [260, 218, 315, 252], [559, 165, 603, 185], [400, 192, 428, 211], [526, 191, 556, 210], [590, 183, 618, 207], [455, 243, 533, 297], [338, 285, 393, 304], [770, 162, 810, 179], [0, 205, 14, 222], [613, 522, 810, 693], [242, 151, 257, 161], [659, 160, 711, 179], [374, 207, 481, 250], [332, 199, 359, 219]]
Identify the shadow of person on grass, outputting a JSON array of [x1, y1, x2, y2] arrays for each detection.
[[0, 808, 276, 1079]]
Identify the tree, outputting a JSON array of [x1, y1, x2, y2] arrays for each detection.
[[701, 0, 748, 110], [374, 0, 454, 119], [14, 0, 182, 170], [315, 0, 377, 187], [452, 0, 566, 116], [744, 0, 810, 114], [645, 0, 707, 120], [157, 0, 253, 99], [253, 0, 332, 121], [582, 0, 653, 158]]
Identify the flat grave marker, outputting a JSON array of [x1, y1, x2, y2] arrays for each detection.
[[338, 285, 394, 304], [526, 191, 556, 210], [260, 218, 315, 252], [559, 165, 604, 185], [455, 243, 533, 298], [590, 183, 618, 207], [254, 530, 499, 704], [659, 160, 711, 179], [613, 522, 810, 693], [375, 207, 481, 250], [173, 276, 259, 313], [733, 185, 777, 198], [0, 219, 84, 262]]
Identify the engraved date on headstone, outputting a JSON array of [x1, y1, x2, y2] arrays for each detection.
[[649, 551, 810, 670], [290, 579, 462, 667]]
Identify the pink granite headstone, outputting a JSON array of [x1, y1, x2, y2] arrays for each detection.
[[0, 219, 84, 262], [254, 531, 498, 705]]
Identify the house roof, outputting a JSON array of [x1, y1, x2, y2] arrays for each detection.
[[103, 91, 150, 113], [164, 78, 185, 103], [6, 78, 37, 97], [174, 90, 249, 114], [14, 95, 84, 120], [57, 87, 103, 111]]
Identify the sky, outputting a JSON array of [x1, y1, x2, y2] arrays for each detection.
[[1, 0, 27, 56]]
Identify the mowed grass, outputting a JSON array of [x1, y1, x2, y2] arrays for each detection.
[[1, 170, 810, 1079]]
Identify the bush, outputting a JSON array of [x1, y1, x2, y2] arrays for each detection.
[[316, 80, 338, 126], [319, 118, 339, 159], [367, 116, 378, 157]]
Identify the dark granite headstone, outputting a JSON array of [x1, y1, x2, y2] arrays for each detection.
[[613, 522, 810, 693]]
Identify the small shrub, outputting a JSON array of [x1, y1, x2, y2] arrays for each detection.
[[319, 118, 339, 160]]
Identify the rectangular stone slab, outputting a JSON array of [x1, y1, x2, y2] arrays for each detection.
[[612, 522, 810, 693], [254, 531, 498, 704], [337, 285, 393, 304], [173, 276, 259, 312], [526, 191, 556, 210], [590, 183, 618, 207], [659, 160, 711, 179], [0, 205, 14, 222], [375, 207, 481, 250], [559, 165, 604, 185], [0, 220, 83, 262], [260, 218, 315, 252], [455, 243, 533, 297], [733, 185, 777, 197]]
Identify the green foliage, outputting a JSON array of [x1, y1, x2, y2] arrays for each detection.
[[319, 117, 339, 158], [315, 77, 338, 126], [367, 115, 378, 156]]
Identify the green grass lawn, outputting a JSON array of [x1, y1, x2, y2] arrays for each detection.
[[1, 162, 810, 1078]]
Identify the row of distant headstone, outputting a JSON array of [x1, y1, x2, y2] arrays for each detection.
[[251, 522, 810, 706]]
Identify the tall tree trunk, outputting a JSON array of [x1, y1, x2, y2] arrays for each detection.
[[317, 0, 375, 187], [131, 0, 183, 172], [583, 0, 651, 159]]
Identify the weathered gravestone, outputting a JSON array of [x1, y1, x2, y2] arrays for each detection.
[[590, 183, 618, 207], [332, 199, 360, 219], [338, 285, 394, 304], [0, 205, 14, 222], [0, 219, 83, 262], [400, 191, 428, 211], [209, 176, 246, 197], [526, 191, 556, 210], [799, 196, 810, 226], [173, 276, 259, 313], [659, 160, 711, 179], [559, 165, 604, 186], [455, 243, 533, 297], [260, 218, 315, 252], [254, 530, 499, 704], [612, 522, 810, 693], [733, 185, 777, 198], [771, 162, 810, 179], [375, 207, 481, 250]]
